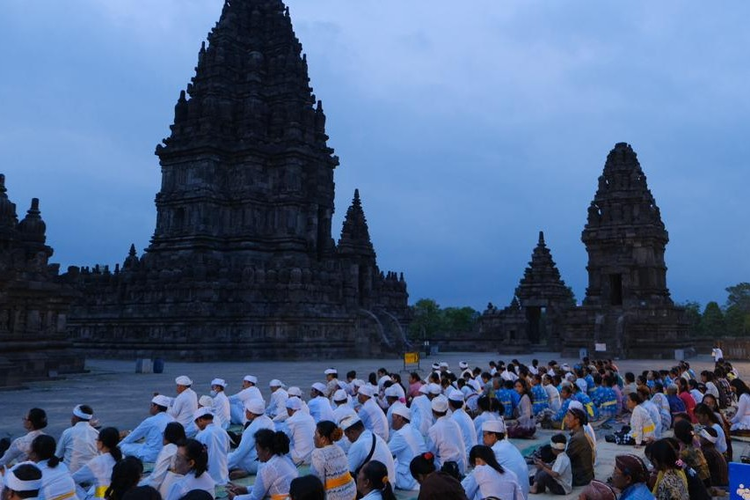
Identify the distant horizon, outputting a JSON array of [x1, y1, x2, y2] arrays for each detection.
[[1, 1, 747, 311]]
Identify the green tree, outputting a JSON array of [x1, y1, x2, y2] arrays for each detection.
[[680, 301, 702, 337], [700, 301, 725, 338], [442, 307, 479, 333], [726, 282, 750, 311], [724, 283, 750, 336], [408, 298, 443, 339]]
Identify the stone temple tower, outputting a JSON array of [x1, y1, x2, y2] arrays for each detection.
[[64, 0, 409, 360], [564, 143, 692, 359]]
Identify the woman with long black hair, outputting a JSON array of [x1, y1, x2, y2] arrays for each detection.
[[29, 434, 78, 500], [356, 460, 397, 500], [72, 427, 122, 500], [0, 408, 48, 467], [226, 430, 297, 500], [461, 445, 523, 500], [166, 438, 215, 500]]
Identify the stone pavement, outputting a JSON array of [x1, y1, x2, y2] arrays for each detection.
[[1, 351, 745, 499]]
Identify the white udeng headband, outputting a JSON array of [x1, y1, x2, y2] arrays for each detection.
[[73, 405, 92, 421], [551, 442, 566, 451], [4, 467, 42, 492]]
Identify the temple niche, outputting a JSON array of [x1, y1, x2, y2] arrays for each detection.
[[478, 231, 575, 353], [0, 175, 83, 387], [61, 0, 410, 360], [563, 143, 692, 359]]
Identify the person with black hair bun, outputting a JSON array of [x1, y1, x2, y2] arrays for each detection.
[[310, 421, 356, 500], [0, 408, 47, 467], [356, 460, 396, 500], [226, 430, 297, 500], [165, 438, 215, 500], [72, 427, 122, 500], [461, 445, 522, 500], [105, 456, 143, 500], [408, 453, 467, 500], [29, 434, 78, 500], [645, 439, 689, 500], [2, 462, 43, 500]]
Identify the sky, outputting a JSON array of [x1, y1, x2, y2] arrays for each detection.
[[1, 1, 749, 311]]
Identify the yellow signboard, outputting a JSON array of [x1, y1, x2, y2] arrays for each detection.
[[404, 352, 419, 365]]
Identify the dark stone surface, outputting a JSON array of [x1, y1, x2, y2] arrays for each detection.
[[0, 175, 84, 387], [61, 0, 410, 360]]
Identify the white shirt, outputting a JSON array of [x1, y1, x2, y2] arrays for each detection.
[[72, 452, 116, 499], [347, 430, 395, 484], [713, 347, 724, 360], [235, 455, 297, 500], [451, 407, 477, 459], [0, 429, 45, 467], [690, 389, 704, 404], [427, 416, 466, 475], [227, 415, 275, 473], [140, 443, 177, 491], [212, 391, 231, 430], [284, 410, 316, 465], [169, 388, 198, 428], [195, 423, 230, 485], [267, 388, 288, 419], [37, 459, 79, 500], [551, 452, 573, 494], [56, 422, 99, 474], [229, 386, 263, 404], [388, 423, 426, 490], [629, 404, 655, 445], [461, 464, 523, 500], [492, 439, 530, 499], [120, 411, 174, 462], [308, 395, 335, 423], [166, 471, 215, 500], [544, 384, 562, 411], [409, 395, 433, 437], [359, 399, 389, 441]]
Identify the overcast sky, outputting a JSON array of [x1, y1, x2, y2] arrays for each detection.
[[1, 1, 748, 311]]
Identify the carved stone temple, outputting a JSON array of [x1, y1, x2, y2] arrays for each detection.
[[480, 143, 692, 359], [0, 176, 83, 387], [478, 231, 575, 353], [62, 0, 410, 360]]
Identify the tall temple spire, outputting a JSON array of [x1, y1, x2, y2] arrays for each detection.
[[0, 174, 18, 230], [338, 189, 375, 257], [516, 230, 569, 293]]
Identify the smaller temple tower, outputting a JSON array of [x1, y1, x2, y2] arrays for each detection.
[[564, 143, 692, 358]]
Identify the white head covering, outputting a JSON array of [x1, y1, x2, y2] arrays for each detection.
[[193, 408, 213, 421], [459, 361, 469, 370], [243, 375, 258, 385], [175, 375, 193, 386], [152, 395, 171, 407], [431, 396, 449, 413], [392, 405, 411, 421], [333, 389, 348, 403], [439, 362, 449, 369], [324, 368, 338, 376], [378, 375, 391, 388], [418, 384, 430, 395], [352, 379, 365, 388], [210, 378, 227, 388], [286, 398, 302, 411], [339, 415, 362, 431], [198, 395, 214, 408], [311, 382, 327, 394], [72, 405, 92, 420], [561, 363, 571, 371], [568, 400, 584, 412], [4, 462, 42, 493], [244, 399, 265, 415], [384, 386, 400, 398], [482, 420, 507, 433], [287, 386, 302, 397], [431, 363, 440, 370], [427, 383, 442, 395], [358, 385, 376, 398], [269, 379, 283, 388], [447, 390, 464, 403]]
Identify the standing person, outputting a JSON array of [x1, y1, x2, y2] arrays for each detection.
[[165, 439, 215, 500], [193, 409, 230, 485], [229, 376, 263, 425], [283, 398, 316, 466], [227, 400, 274, 478], [729, 378, 750, 432], [355, 460, 397, 500], [357, 386, 389, 441], [2, 463, 43, 500], [0, 408, 48, 467], [461, 445, 523, 500], [167, 376, 198, 429], [72, 427, 122, 500], [310, 421, 357, 500], [609, 454, 654, 500], [120, 395, 174, 463], [56, 405, 99, 474], [646, 439, 688, 500], [266, 379, 288, 421], [228, 430, 298, 500], [139, 422, 185, 497], [209, 379, 231, 430], [387, 406, 425, 491], [563, 408, 594, 488], [29, 434, 79, 500], [529, 434, 571, 496], [309, 383, 335, 424], [409, 452, 468, 500], [481, 420, 530, 499], [340, 416, 395, 485], [426, 396, 466, 475]]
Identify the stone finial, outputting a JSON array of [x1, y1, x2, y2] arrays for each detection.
[[18, 198, 46, 242]]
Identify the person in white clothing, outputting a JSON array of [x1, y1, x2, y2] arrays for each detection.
[[409, 384, 435, 437], [226, 430, 298, 500], [730, 378, 750, 431], [448, 391, 477, 460], [266, 379, 288, 420], [3, 462, 43, 500], [193, 409, 230, 486], [285, 387, 310, 415], [543, 375, 562, 412], [712, 346, 724, 361], [167, 376, 198, 429], [461, 445, 523, 500], [29, 434, 79, 500], [482, 420, 530, 500], [138, 422, 185, 496], [120, 395, 174, 463], [55, 405, 98, 475], [228, 375, 263, 425], [324, 369, 340, 400], [530, 434, 572, 495], [0, 408, 48, 467], [283, 398, 316, 465], [332, 390, 357, 424], [310, 421, 357, 500], [383, 387, 404, 431], [355, 460, 398, 500], [72, 427, 121, 500], [309, 383, 335, 423], [340, 416, 395, 485], [426, 396, 466, 475], [387, 406, 425, 490], [166, 439, 215, 500], [357, 386, 389, 441], [210, 379, 231, 430], [227, 400, 274, 477]]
